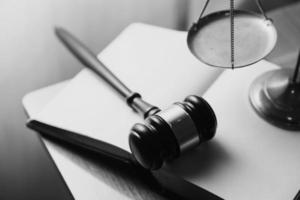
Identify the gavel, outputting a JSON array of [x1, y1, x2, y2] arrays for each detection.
[[55, 28, 217, 170]]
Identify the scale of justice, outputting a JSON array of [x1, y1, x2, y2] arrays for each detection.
[[188, 0, 300, 130]]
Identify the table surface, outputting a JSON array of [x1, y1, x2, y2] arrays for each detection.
[[2, 2, 300, 200]]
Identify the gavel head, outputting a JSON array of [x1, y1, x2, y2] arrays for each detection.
[[129, 95, 217, 170]]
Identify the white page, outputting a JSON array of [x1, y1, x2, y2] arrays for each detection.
[[24, 23, 223, 200], [23, 81, 69, 117], [24, 60, 300, 200], [25, 23, 300, 199], [23, 82, 134, 200], [166, 61, 300, 200], [30, 23, 222, 152]]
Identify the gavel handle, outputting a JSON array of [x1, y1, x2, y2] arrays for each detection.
[[55, 27, 159, 118]]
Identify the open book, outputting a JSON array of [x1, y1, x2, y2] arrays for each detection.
[[23, 23, 300, 200]]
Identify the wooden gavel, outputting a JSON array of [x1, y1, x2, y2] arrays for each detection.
[[55, 27, 217, 170]]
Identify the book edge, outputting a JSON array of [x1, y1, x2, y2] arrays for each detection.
[[26, 119, 133, 164]]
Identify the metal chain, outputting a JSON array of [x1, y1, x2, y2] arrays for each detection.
[[197, 0, 210, 24], [230, 0, 235, 69], [292, 49, 300, 84]]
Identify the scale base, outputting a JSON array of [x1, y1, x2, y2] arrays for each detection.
[[249, 69, 300, 130]]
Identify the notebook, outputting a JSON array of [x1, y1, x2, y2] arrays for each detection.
[[23, 23, 300, 200]]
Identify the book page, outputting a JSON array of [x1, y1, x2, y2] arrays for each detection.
[[29, 23, 222, 152], [23, 23, 300, 199], [166, 60, 300, 200]]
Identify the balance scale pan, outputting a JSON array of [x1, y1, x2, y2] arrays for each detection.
[[187, 10, 277, 68]]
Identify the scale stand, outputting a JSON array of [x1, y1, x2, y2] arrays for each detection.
[[249, 50, 300, 130]]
